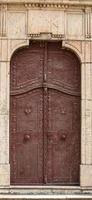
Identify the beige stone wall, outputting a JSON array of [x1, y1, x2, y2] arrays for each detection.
[[0, 0, 92, 188]]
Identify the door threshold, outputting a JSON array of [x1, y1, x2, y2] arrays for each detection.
[[9, 185, 81, 189]]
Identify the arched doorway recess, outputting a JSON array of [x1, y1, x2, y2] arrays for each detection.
[[10, 41, 81, 185]]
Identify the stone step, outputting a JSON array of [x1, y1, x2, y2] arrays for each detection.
[[0, 194, 92, 200], [0, 187, 92, 199]]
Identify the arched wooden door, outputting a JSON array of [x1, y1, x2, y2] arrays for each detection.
[[10, 41, 81, 185]]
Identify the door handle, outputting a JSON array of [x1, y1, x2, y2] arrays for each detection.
[[61, 134, 66, 140], [24, 134, 30, 142]]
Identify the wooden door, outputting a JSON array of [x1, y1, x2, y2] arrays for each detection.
[[10, 41, 81, 185]]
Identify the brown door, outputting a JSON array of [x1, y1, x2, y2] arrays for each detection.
[[10, 41, 81, 185]]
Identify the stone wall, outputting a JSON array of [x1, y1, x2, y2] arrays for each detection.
[[0, 0, 92, 191]]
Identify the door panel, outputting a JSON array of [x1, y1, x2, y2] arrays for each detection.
[[47, 89, 80, 184], [47, 43, 81, 96], [10, 89, 44, 184], [10, 41, 81, 185], [10, 42, 44, 91]]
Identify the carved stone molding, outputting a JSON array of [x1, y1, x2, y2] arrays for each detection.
[[0, 4, 7, 37], [28, 32, 65, 40], [85, 7, 91, 38], [0, 0, 92, 6], [24, 3, 69, 10]]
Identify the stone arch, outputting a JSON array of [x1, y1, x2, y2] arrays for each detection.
[[9, 39, 82, 65], [62, 41, 82, 63], [8, 40, 29, 62]]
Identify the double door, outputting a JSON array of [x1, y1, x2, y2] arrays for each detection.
[[10, 41, 81, 185]]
